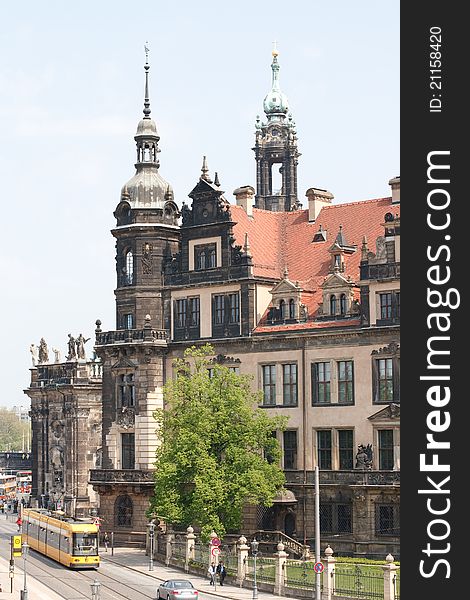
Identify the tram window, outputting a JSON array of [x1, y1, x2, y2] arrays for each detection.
[[72, 533, 98, 556]]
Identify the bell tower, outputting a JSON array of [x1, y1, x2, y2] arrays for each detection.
[[253, 46, 301, 212]]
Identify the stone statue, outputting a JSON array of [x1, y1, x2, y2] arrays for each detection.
[[51, 445, 63, 470], [76, 333, 90, 360], [66, 334, 76, 360], [52, 347, 61, 363], [38, 338, 49, 364], [355, 444, 373, 470], [29, 343, 38, 366]]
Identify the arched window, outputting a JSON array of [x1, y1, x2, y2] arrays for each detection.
[[340, 294, 347, 316], [330, 295, 337, 316], [125, 251, 134, 284], [115, 495, 133, 528], [279, 299, 286, 320], [289, 299, 296, 320], [209, 248, 216, 268]]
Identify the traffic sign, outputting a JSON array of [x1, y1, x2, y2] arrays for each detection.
[[11, 535, 22, 558], [211, 546, 221, 557], [314, 561, 324, 573], [211, 538, 221, 546]]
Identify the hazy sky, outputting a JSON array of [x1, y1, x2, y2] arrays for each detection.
[[0, 1, 399, 409]]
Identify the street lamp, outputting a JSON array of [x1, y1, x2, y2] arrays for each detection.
[[148, 522, 156, 571], [251, 538, 259, 600], [90, 579, 101, 600], [20, 542, 29, 600]]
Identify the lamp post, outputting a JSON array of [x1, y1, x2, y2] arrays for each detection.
[[148, 522, 156, 571], [20, 542, 29, 600], [90, 579, 101, 600], [251, 538, 259, 600]]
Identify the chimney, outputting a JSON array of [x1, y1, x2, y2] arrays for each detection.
[[233, 186, 255, 217], [388, 176, 400, 204], [305, 188, 334, 222]]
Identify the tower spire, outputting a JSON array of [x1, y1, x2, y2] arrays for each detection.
[[143, 41, 151, 119]]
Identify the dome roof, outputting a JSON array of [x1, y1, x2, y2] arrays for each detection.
[[121, 165, 173, 209], [263, 89, 289, 116], [136, 117, 159, 138]]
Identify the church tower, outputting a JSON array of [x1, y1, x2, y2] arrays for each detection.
[[91, 50, 180, 535], [253, 47, 301, 211]]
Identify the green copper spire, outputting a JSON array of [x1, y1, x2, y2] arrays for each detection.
[[263, 44, 289, 119]]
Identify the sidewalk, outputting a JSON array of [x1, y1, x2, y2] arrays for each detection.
[[102, 547, 281, 599], [0, 554, 63, 600]]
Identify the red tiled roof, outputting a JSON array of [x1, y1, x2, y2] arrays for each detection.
[[230, 197, 400, 328]]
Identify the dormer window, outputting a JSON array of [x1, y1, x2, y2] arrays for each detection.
[[289, 299, 295, 320], [195, 243, 217, 271], [279, 299, 286, 320], [340, 294, 347, 316], [334, 254, 342, 269], [330, 295, 337, 315]]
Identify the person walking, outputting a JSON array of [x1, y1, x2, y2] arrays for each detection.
[[217, 561, 227, 586], [207, 562, 216, 586], [103, 531, 109, 552], [16, 516, 22, 532]]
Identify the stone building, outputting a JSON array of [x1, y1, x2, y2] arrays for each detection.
[[85, 48, 400, 557], [24, 346, 102, 517]]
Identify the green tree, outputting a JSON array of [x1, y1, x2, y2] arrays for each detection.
[[0, 407, 31, 452], [149, 345, 287, 540]]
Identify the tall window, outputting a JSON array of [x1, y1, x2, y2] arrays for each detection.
[[340, 294, 347, 316], [380, 293, 393, 320], [317, 430, 332, 470], [125, 250, 134, 284], [283, 430, 298, 469], [229, 293, 240, 323], [118, 374, 135, 407], [338, 430, 354, 469], [279, 299, 286, 320], [209, 247, 216, 268], [289, 299, 295, 319], [377, 358, 394, 402], [330, 295, 337, 315], [189, 297, 200, 327], [123, 314, 134, 330], [121, 433, 135, 469], [262, 365, 276, 406], [176, 299, 188, 328], [213, 295, 225, 325], [282, 364, 298, 406], [312, 362, 331, 404], [376, 504, 399, 536], [338, 361, 354, 404], [320, 503, 352, 534], [378, 429, 394, 470], [115, 495, 133, 528]]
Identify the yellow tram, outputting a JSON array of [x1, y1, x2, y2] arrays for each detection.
[[21, 508, 100, 568]]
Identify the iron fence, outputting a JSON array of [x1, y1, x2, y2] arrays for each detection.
[[245, 556, 276, 584], [284, 559, 323, 591], [191, 542, 210, 570], [393, 569, 400, 600], [334, 564, 384, 599]]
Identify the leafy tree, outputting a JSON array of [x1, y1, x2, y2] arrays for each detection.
[[149, 345, 287, 540], [0, 407, 31, 452]]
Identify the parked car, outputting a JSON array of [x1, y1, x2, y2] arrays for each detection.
[[156, 579, 199, 599]]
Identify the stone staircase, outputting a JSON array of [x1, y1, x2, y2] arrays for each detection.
[[253, 530, 309, 559]]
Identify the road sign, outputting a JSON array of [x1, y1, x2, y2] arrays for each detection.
[[314, 561, 324, 574], [211, 546, 221, 557], [211, 538, 221, 546], [11, 535, 22, 558]]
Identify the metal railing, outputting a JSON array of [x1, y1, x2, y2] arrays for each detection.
[[245, 556, 276, 584], [284, 559, 323, 591], [333, 563, 384, 599]]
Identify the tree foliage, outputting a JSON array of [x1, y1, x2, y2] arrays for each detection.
[[0, 407, 31, 452], [149, 345, 287, 539]]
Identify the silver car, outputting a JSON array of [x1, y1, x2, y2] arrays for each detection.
[[156, 579, 199, 599]]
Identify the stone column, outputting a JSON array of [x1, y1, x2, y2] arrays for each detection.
[[322, 545, 336, 600], [166, 532, 174, 566], [382, 554, 398, 600], [274, 541, 288, 596], [185, 525, 196, 572], [237, 535, 250, 587]]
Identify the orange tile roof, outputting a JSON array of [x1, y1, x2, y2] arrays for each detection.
[[230, 197, 400, 329]]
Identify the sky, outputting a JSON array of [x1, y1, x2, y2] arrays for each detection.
[[0, 0, 399, 409]]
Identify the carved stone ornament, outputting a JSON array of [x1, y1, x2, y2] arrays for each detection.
[[142, 243, 153, 275], [371, 342, 400, 356], [210, 354, 241, 365], [118, 407, 135, 429]]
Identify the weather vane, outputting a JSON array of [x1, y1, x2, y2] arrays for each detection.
[[144, 41, 150, 64]]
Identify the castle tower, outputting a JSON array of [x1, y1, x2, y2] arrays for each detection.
[[253, 46, 301, 211]]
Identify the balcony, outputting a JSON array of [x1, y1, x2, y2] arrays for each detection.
[[284, 470, 400, 486], [360, 262, 400, 281], [95, 328, 169, 346], [89, 469, 155, 485]]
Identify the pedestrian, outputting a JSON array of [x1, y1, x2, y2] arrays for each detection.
[[217, 561, 227, 586], [207, 562, 216, 585], [16, 516, 22, 532], [103, 531, 109, 552]]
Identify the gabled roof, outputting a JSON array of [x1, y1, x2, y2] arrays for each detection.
[[230, 196, 399, 322]]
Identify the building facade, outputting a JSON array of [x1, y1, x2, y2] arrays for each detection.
[[83, 48, 400, 557]]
